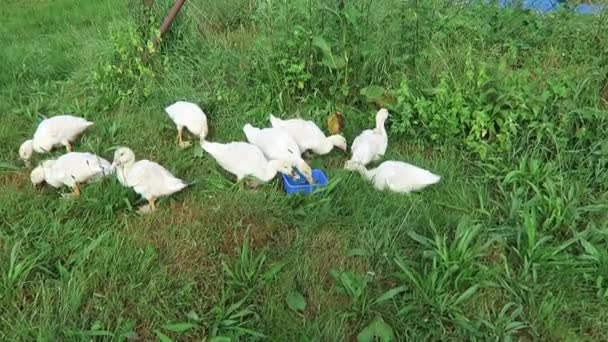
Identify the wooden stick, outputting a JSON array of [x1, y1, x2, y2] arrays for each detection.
[[142, 0, 187, 62]]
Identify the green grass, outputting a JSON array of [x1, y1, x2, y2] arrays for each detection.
[[1, 0, 608, 340]]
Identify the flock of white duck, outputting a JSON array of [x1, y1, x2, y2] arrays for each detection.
[[19, 102, 440, 213]]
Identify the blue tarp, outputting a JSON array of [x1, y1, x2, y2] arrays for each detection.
[[498, 0, 564, 13], [497, 0, 605, 14], [575, 4, 606, 14]]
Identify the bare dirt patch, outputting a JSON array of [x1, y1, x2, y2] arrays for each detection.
[[0, 171, 29, 189]]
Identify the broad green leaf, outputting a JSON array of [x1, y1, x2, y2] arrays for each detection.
[[312, 35, 331, 53], [394, 258, 422, 290], [397, 304, 415, 316], [162, 322, 196, 333], [347, 248, 369, 257], [343, 4, 361, 26], [286, 291, 306, 312], [186, 310, 201, 322], [154, 330, 175, 342], [357, 317, 394, 342], [581, 239, 600, 258], [321, 55, 346, 69], [220, 319, 238, 326], [453, 285, 479, 306], [226, 297, 248, 316], [232, 326, 267, 338], [230, 308, 255, 319], [360, 85, 385, 101], [407, 230, 434, 248], [262, 262, 286, 281], [0, 162, 20, 171], [121, 331, 139, 340], [209, 337, 231, 342], [505, 321, 527, 331], [372, 286, 406, 305], [86, 331, 114, 337]]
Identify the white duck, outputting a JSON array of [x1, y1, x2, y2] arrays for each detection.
[[345, 160, 440, 193], [201, 140, 295, 186], [269, 114, 347, 155], [348, 108, 389, 166], [111, 147, 187, 213], [165, 101, 209, 148], [19, 115, 94, 166], [30, 152, 111, 197], [243, 124, 314, 184]]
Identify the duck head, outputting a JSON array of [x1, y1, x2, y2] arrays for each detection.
[[29, 160, 55, 189], [328, 135, 347, 152], [112, 147, 136, 169], [270, 159, 296, 178], [19, 140, 34, 166]]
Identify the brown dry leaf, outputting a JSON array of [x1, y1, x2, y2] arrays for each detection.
[[327, 111, 345, 134]]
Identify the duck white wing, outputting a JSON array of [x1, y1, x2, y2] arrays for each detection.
[[243, 124, 262, 143], [244, 124, 314, 183], [41, 115, 93, 142], [202, 141, 269, 180], [165, 101, 208, 138], [33, 115, 93, 152], [78, 153, 112, 181], [126, 160, 187, 198], [248, 127, 301, 160], [269, 115, 326, 151], [51, 152, 110, 187], [350, 130, 385, 165], [268, 114, 286, 129], [377, 133, 388, 159], [374, 161, 440, 193]]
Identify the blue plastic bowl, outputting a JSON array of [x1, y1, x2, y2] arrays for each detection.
[[282, 169, 329, 194]]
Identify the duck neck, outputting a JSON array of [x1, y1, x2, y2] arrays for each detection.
[[115, 160, 134, 184], [315, 137, 337, 154], [375, 117, 387, 137], [347, 161, 374, 180], [121, 160, 135, 172], [362, 168, 373, 180], [356, 163, 375, 180]]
